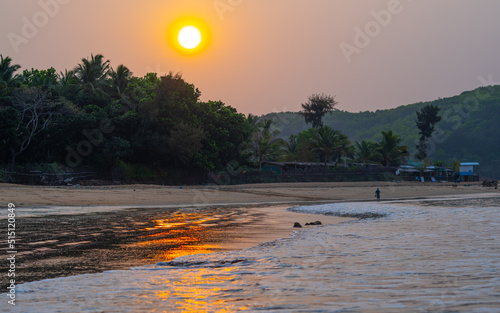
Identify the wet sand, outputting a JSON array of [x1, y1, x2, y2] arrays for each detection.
[[0, 181, 496, 289], [0, 205, 347, 288]]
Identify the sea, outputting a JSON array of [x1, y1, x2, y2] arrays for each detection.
[[6, 194, 500, 312]]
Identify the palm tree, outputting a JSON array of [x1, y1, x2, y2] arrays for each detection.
[[310, 126, 335, 166], [377, 130, 403, 168], [0, 55, 21, 103], [0, 55, 21, 88], [73, 54, 110, 91], [354, 140, 377, 164], [58, 69, 78, 86], [332, 131, 353, 165], [250, 119, 286, 170], [247, 113, 260, 133], [310, 126, 351, 166], [109, 64, 132, 97]]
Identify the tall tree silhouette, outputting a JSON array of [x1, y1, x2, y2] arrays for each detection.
[[415, 104, 441, 161], [300, 93, 337, 129]]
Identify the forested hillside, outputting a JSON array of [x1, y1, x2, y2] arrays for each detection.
[[263, 85, 500, 179]]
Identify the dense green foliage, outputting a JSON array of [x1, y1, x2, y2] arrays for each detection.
[[2, 54, 498, 183], [263, 85, 500, 179], [0, 54, 252, 183]]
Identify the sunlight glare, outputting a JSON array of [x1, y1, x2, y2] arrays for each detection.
[[169, 17, 211, 55], [178, 26, 202, 50]]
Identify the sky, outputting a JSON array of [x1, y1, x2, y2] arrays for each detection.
[[1, 0, 500, 115]]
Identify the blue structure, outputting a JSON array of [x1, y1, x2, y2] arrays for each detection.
[[459, 162, 480, 182]]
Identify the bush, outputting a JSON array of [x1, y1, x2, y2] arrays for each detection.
[[33, 163, 70, 173], [115, 161, 156, 180]]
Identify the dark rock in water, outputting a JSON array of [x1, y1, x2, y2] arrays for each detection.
[[305, 221, 322, 226], [293, 222, 302, 228]]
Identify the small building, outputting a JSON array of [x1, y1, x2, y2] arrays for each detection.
[[397, 162, 454, 182], [261, 162, 284, 175], [459, 162, 480, 182], [397, 163, 434, 181]]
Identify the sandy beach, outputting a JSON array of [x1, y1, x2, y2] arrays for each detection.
[[1, 181, 497, 288], [0, 181, 491, 208]]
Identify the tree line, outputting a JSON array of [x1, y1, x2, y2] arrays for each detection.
[[0, 54, 251, 182], [248, 93, 439, 171], [1, 54, 441, 183]]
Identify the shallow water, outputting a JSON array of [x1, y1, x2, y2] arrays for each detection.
[[8, 196, 500, 312]]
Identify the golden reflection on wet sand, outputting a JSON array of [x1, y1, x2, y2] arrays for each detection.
[[128, 212, 254, 311], [151, 267, 249, 312], [122, 211, 239, 264]]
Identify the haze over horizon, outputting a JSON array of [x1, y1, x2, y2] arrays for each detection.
[[2, 0, 500, 115]]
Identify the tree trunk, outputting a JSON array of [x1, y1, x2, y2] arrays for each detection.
[[9, 147, 17, 171]]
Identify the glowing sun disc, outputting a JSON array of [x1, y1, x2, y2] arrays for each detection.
[[178, 26, 202, 50]]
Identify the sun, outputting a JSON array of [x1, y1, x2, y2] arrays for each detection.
[[169, 18, 211, 55], [178, 26, 202, 50]]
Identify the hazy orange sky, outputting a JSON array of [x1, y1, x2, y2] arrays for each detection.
[[2, 0, 500, 115]]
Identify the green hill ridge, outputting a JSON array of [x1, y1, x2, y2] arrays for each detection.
[[262, 85, 500, 179]]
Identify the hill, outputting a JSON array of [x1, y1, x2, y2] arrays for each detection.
[[261, 85, 500, 179]]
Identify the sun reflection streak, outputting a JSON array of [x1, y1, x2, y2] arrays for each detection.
[[120, 209, 255, 309], [124, 211, 231, 263], [150, 268, 249, 312], [130, 211, 251, 310]]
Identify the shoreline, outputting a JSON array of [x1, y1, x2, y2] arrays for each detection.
[[1, 182, 498, 288]]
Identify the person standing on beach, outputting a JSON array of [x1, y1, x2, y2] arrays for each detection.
[[375, 188, 381, 201]]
